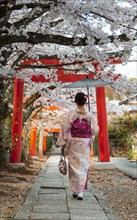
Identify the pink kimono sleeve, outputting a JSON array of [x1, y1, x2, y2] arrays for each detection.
[[56, 113, 71, 148], [90, 112, 99, 135]]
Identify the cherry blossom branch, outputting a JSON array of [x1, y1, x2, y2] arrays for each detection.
[[11, 7, 50, 30], [0, 32, 135, 48]]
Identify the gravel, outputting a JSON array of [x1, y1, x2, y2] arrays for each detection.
[[89, 169, 137, 220], [0, 158, 47, 220]]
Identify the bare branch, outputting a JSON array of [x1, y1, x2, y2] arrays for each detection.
[[11, 6, 50, 30], [24, 92, 41, 109], [0, 32, 135, 49], [8, 2, 54, 10], [50, 18, 64, 27], [78, 10, 137, 31], [94, 14, 136, 31]]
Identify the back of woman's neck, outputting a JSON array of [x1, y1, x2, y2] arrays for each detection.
[[77, 105, 85, 111]]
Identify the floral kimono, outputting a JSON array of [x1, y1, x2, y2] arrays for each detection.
[[57, 108, 99, 193]]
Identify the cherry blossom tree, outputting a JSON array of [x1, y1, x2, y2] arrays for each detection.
[[0, 0, 136, 97], [0, 0, 136, 73], [0, 0, 137, 162]]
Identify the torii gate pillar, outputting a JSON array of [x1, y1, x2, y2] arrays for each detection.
[[10, 78, 24, 163], [96, 87, 110, 162], [30, 128, 37, 156]]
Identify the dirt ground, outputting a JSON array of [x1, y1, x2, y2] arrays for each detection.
[[89, 169, 137, 220], [0, 157, 137, 220], [0, 156, 48, 220]]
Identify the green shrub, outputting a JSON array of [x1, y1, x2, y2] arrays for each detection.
[[109, 114, 137, 156], [93, 135, 98, 156], [46, 135, 53, 150], [127, 149, 137, 160]]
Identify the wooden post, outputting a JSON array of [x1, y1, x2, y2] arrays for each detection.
[[30, 128, 37, 156], [10, 78, 24, 163], [90, 147, 94, 157], [96, 87, 110, 162], [39, 128, 44, 156], [43, 134, 47, 154]]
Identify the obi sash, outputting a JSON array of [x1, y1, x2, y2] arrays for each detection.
[[71, 118, 91, 138]]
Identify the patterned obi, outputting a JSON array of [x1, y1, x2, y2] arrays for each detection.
[[71, 118, 91, 138]]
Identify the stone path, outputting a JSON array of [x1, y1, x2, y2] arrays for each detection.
[[89, 155, 137, 179], [14, 154, 122, 220], [110, 157, 137, 179]]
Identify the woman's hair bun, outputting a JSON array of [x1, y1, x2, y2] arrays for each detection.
[[75, 92, 87, 106]]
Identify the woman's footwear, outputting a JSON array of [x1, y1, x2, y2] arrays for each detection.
[[73, 192, 77, 198], [77, 192, 83, 200]]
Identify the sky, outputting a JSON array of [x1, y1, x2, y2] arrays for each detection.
[[115, 61, 137, 79], [115, 47, 137, 79]]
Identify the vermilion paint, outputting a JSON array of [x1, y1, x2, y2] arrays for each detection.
[[96, 87, 110, 162], [43, 135, 47, 152], [10, 78, 24, 163], [30, 128, 37, 156]]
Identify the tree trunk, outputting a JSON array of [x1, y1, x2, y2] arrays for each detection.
[[0, 77, 9, 167]]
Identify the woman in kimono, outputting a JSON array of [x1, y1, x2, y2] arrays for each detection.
[[57, 92, 99, 200]]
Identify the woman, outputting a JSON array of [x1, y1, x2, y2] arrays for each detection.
[[57, 92, 99, 200]]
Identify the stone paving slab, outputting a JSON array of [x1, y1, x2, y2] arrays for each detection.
[[69, 209, 108, 220], [111, 157, 137, 178], [68, 202, 103, 210], [33, 204, 68, 213], [106, 213, 122, 220], [30, 213, 70, 220], [14, 210, 30, 220], [45, 170, 59, 174], [41, 180, 64, 184], [42, 176, 62, 180], [71, 217, 105, 220], [14, 154, 122, 220], [43, 174, 62, 177], [39, 188, 66, 194], [40, 183, 65, 187], [71, 215, 107, 220], [37, 198, 67, 205], [67, 193, 98, 204], [38, 193, 66, 200]]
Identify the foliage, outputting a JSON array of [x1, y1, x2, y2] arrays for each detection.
[[109, 114, 137, 157], [112, 149, 137, 160], [36, 129, 40, 153], [0, 77, 13, 153], [106, 87, 121, 101], [126, 149, 137, 160], [46, 135, 53, 151], [93, 135, 98, 156]]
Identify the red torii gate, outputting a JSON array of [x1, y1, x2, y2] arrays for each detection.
[[30, 106, 60, 156], [10, 57, 122, 163]]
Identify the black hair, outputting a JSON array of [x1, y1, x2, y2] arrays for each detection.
[[75, 92, 87, 106]]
